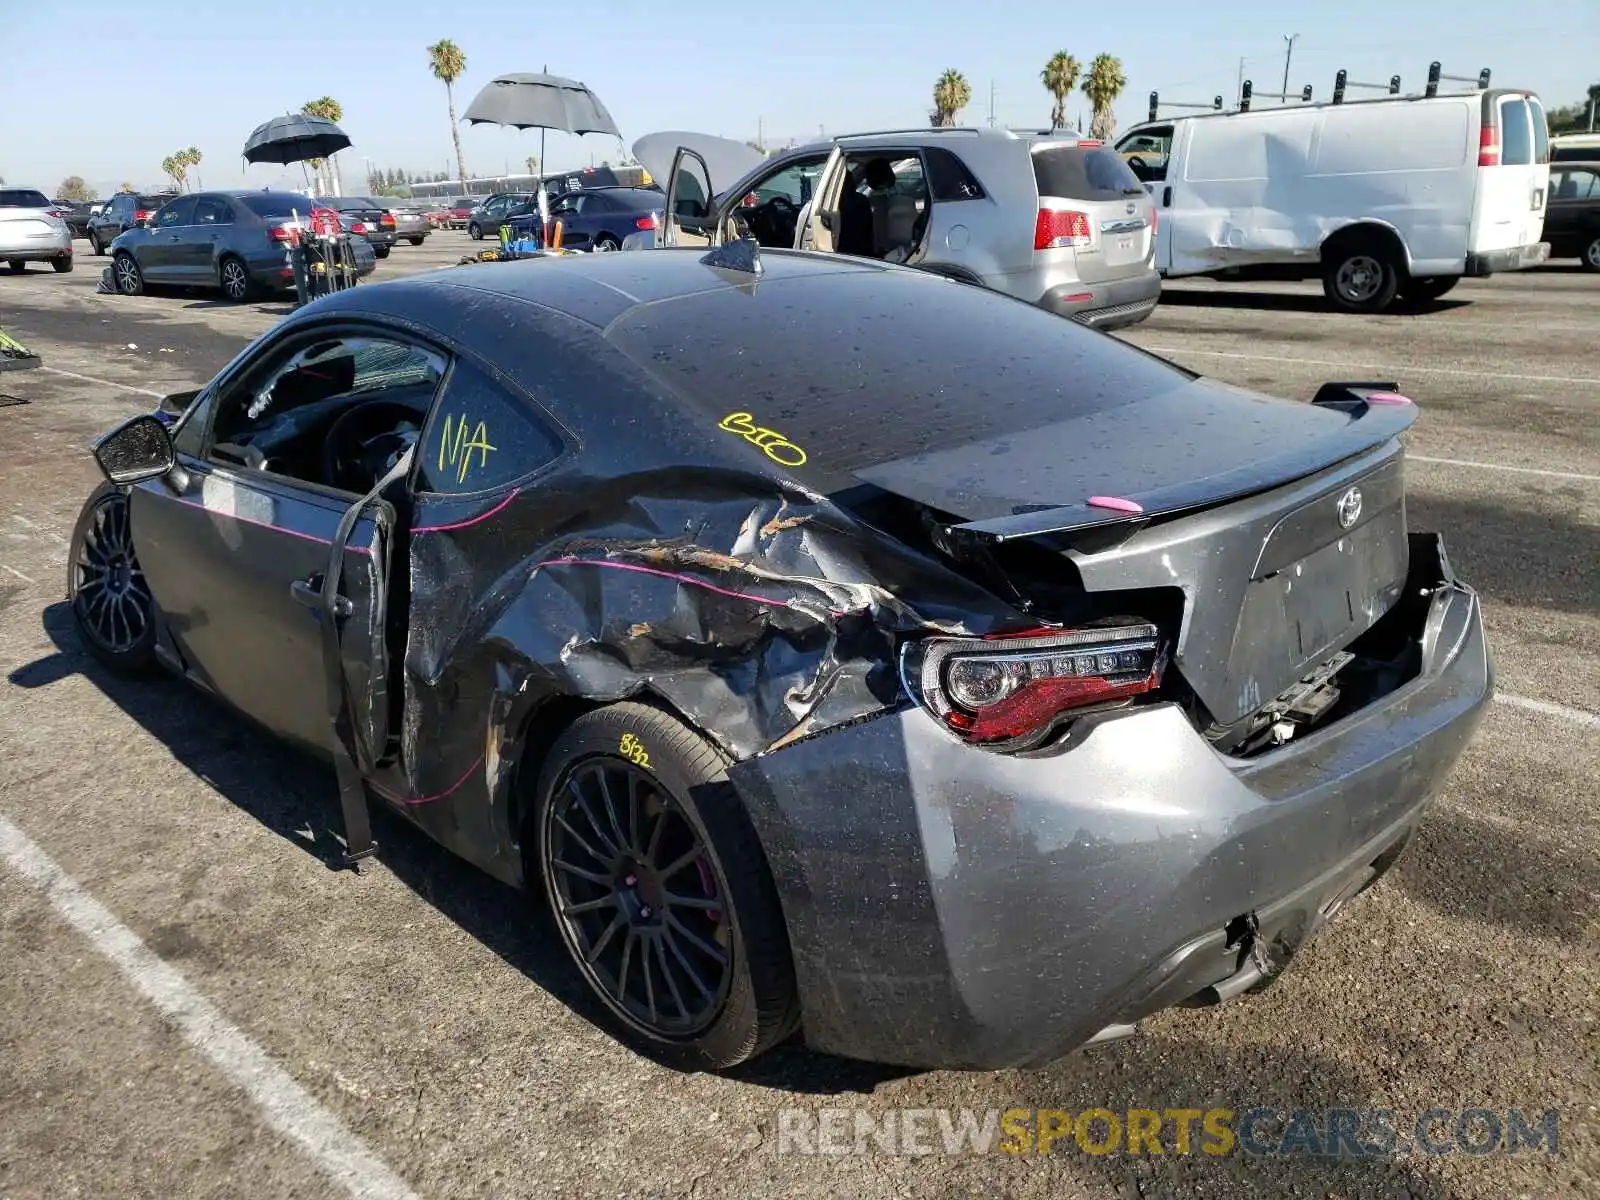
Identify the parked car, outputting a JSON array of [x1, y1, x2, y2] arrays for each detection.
[[54, 200, 95, 238], [1113, 81, 1552, 309], [0, 187, 73, 273], [467, 192, 535, 239], [446, 197, 475, 229], [637, 127, 1162, 330], [504, 186, 661, 251], [320, 197, 399, 257], [1551, 132, 1600, 163], [88, 191, 178, 255], [375, 200, 430, 246], [71, 246, 1488, 1072], [1546, 159, 1600, 268], [108, 190, 374, 302]]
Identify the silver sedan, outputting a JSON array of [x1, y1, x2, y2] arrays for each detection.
[[1, 187, 73, 273]]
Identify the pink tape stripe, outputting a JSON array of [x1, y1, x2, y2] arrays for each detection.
[[1086, 495, 1145, 514], [1365, 392, 1414, 405], [412, 488, 522, 535], [369, 753, 486, 807], [539, 556, 846, 617]]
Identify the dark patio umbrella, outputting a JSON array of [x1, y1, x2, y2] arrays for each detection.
[[242, 114, 352, 165], [461, 73, 619, 136]]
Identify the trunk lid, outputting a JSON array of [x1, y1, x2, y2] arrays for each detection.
[[1031, 142, 1155, 283]]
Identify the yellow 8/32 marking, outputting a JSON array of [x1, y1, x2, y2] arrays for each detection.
[[718, 411, 807, 468], [619, 733, 651, 768]]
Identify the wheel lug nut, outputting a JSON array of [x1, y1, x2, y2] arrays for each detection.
[[639, 905, 652, 919], [624, 874, 637, 887]]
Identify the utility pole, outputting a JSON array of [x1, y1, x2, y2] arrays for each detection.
[[1588, 84, 1599, 131], [1237, 57, 1246, 108], [1281, 33, 1300, 99], [757, 115, 764, 150], [988, 80, 996, 128]]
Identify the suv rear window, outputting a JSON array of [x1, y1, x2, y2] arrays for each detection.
[[1032, 146, 1144, 200], [239, 193, 314, 219], [0, 189, 52, 208]]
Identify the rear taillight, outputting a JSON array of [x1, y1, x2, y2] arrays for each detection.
[[1151, 207, 1158, 237], [380, 213, 396, 229], [350, 221, 367, 234], [635, 213, 658, 230], [1034, 208, 1092, 250], [902, 624, 1165, 748], [269, 224, 296, 243], [1478, 125, 1501, 167], [133, 209, 151, 223]]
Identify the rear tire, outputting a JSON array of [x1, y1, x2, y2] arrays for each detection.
[[5, 260, 25, 273], [407, 236, 424, 246], [1583, 236, 1600, 272], [531, 702, 800, 1071], [113, 252, 144, 295], [594, 234, 621, 252], [90, 232, 104, 255], [468, 222, 483, 241], [1322, 241, 1400, 313], [1398, 275, 1458, 302], [52, 255, 73, 273], [374, 245, 390, 259], [68, 483, 160, 675], [219, 255, 252, 302]]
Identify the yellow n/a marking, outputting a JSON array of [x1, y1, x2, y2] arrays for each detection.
[[438, 413, 498, 485]]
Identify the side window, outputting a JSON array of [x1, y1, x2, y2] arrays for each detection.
[[1499, 98, 1532, 166], [208, 335, 446, 483], [415, 359, 565, 495], [924, 147, 986, 200], [111, 195, 131, 217], [158, 197, 198, 228], [743, 158, 827, 208], [1115, 127, 1173, 182], [1572, 171, 1600, 201], [195, 197, 232, 225], [1528, 98, 1549, 164]]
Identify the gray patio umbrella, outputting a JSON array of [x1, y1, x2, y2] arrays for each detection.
[[462, 71, 620, 223], [242, 114, 352, 165]]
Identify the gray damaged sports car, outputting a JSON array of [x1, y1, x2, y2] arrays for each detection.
[[73, 242, 1490, 1071]]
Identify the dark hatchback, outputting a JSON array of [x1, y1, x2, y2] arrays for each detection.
[[321, 197, 400, 257], [1546, 160, 1600, 269], [72, 248, 1488, 1073], [87, 191, 177, 254], [109, 190, 375, 301], [505, 185, 661, 251]]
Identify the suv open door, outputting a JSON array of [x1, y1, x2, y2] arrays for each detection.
[[633, 131, 768, 247]]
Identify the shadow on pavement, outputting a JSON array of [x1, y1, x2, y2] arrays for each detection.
[[10, 600, 910, 1095], [1157, 287, 1472, 316]]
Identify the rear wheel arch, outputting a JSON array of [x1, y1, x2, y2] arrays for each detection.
[[1320, 221, 1410, 274]]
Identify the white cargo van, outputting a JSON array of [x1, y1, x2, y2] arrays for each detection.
[[1115, 85, 1551, 311]]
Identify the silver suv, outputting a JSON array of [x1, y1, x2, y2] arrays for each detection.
[[631, 128, 1161, 330]]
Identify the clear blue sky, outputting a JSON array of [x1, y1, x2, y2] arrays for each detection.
[[3, 0, 1595, 195]]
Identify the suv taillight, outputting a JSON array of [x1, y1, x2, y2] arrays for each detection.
[[133, 209, 151, 223], [1034, 208, 1092, 250], [1478, 125, 1501, 167], [901, 624, 1166, 748]]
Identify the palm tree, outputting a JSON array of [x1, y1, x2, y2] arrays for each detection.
[[1081, 53, 1128, 140], [160, 154, 184, 191], [301, 97, 344, 194], [178, 146, 202, 191], [1041, 52, 1081, 131], [428, 40, 470, 188], [524, 154, 538, 178], [931, 69, 972, 128]]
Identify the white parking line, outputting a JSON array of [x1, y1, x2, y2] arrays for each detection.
[[1, 563, 36, 583], [1140, 345, 1600, 387], [1495, 692, 1600, 731], [0, 815, 419, 1200], [40, 366, 166, 398], [1409, 455, 1600, 483]]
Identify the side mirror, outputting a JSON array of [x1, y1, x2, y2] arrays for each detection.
[[93, 414, 175, 485]]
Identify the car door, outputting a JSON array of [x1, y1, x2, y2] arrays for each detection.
[[128, 326, 447, 759], [184, 196, 232, 282], [143, 196, 197, 279], [1546, 167, 1599, 254], [663, 147, 717, 247]]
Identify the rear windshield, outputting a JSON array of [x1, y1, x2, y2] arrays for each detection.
[[606, 270, 1192, 476], [137, 195, 173, 207], [0, 189, 52, 208], [238, 193, 314, 219], [1032, 146, 1145, 201]]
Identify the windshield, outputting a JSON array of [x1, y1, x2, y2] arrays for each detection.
[[0, 189, 53, 208]]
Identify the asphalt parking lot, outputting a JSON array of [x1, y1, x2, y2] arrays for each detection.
[[1, 234, 1596, 1199]]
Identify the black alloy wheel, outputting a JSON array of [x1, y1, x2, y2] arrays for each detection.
[[68, 485, 158, 672]]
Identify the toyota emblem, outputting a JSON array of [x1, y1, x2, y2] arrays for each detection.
[[1336, 487, 1363, 529]]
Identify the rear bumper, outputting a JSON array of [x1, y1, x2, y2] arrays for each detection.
[[728, 532, 1490, 1070], [1038, 267, 1162, 330], [0, 233, 72, 260], [1465, 242, 1549, 276]]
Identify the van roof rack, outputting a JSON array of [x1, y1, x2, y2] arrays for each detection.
[[1332, 70, 1402, 104], [1147, 92, 1225, 122], [1236, 81, 1314, 112], [1424, 61, 1491, 97]]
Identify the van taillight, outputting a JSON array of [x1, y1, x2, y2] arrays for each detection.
[[1478, 125, 1501, 167], [1035, 208, 1092, 250]]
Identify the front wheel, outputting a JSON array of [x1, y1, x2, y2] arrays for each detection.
[[468, 222, 483, 241], [68, 484, 159, 674], [1583, 236, 1600, 273], [1322, 245, 1399, 313], [90, 232, 104, 255], [113, 252, 144, 295], [533, 702, 799, 1070]]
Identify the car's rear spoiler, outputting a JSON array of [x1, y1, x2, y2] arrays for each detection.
[[943, 382, 1417, 550]]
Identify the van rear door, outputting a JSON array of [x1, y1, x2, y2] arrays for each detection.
[[1467, 92, 1552, 271]]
